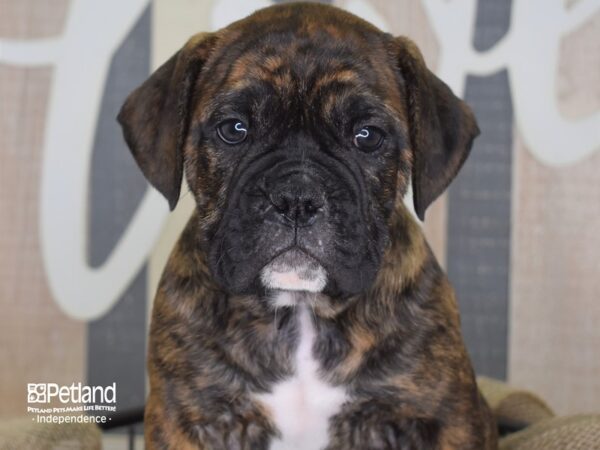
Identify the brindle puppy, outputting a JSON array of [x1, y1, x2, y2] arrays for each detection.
[[118, 3, 498, 449]]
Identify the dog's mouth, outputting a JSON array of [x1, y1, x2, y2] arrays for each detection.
[[260, 248, 327, 293]]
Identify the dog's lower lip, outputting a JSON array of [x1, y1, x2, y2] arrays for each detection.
[[264, 245, 325, 269]]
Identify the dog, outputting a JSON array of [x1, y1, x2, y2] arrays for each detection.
[[118, 3, 497, 449]]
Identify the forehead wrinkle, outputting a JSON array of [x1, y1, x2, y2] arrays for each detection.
[[228, 27, 369, 81], [198, 80, 277, 123], [320, 84, 387, 119], [320, 85, 358, 122], [220, 49, 301, 102], [197, 31, 289, 104], [261, 55, 285, 73], [310, 69, 361, 96], [228, 52, 273, 85]]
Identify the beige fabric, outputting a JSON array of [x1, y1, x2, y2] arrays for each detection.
[[0, 66, 87, 419], [500, 415, 600, 450], [0, 0, 86, 419], [0, 418, 101, 450], [478, 376, 555, 426], [509, 130, 600, 415], [0, 0, 69, 38], [508, 9, 600, 416], [478, 377, 600, 450]]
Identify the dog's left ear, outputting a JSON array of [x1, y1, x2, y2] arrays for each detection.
[[118, 33, 217, 210], [393, 37, 480, 221]]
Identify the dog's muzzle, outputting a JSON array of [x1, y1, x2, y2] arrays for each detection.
[[259, 173, 328, 291], [210, 153, 382, 297]]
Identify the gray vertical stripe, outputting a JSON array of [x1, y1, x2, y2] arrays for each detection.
[[447, 70, 513, 380], [87, 7, 151, 412], [473, 0, 513, 52], [87, 272, 147, 411], [88, 8, 149, 268], [446, 0, 513, 380]]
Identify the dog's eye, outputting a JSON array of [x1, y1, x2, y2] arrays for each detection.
[[353, 126, 384, 152], [216, 119, 248, 145]]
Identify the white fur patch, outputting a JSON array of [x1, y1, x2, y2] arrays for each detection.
[[260, 249, 327, 293], [270, 290, 298, 308], [256, 301, 347, 450]]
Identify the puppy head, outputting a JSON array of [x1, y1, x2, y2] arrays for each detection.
[[118, 3, 478, 299]]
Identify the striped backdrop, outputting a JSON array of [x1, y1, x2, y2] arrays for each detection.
[[1, 0, 599, 419]]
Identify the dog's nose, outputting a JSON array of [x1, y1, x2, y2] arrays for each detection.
[[268, 181, 324, 228]]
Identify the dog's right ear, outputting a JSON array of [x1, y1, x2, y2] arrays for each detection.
[[118, 33, 217, 210]]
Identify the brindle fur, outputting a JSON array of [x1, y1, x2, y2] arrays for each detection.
[[119, 3, 497, 449], [145, 203, 496, 450]]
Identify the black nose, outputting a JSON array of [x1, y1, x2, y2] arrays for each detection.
[[268, 180, 324, 227]]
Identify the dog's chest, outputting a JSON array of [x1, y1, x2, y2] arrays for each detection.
[[255, 304, 347, 450]]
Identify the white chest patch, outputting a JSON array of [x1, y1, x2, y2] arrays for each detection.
[[256, 302, 348, 450]]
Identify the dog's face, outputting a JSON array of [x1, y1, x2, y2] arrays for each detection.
[[118, 3, 478, 298]]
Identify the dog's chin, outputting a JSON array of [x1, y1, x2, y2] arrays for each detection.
[[260, 248, 327, 294]]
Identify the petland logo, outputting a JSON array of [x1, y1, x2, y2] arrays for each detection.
[[27, 383, 117, 425], [27, 382, 116, 404]]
